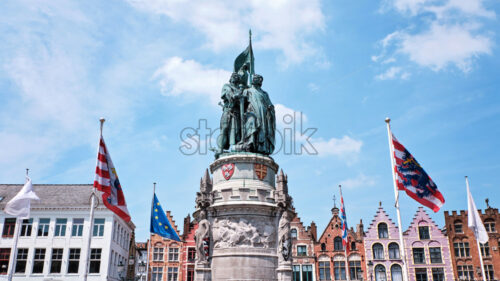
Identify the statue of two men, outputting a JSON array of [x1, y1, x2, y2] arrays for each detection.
[[216, 73, 275, 158]]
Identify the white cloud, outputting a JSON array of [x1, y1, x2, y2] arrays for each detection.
[[375, 0, 495, 76], [399, 23, 492, 72], [127, 0, 326, 65], [153, 57, 231, 106], [339, 173, 376, 189], [311, 136, 363, 159], [376, 66, 402, 80], [275, 103, 307, 128]]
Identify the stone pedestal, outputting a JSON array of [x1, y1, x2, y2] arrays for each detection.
[[195, 262, 211, 281], [194, 153, 293, 281], [276, 262, 293, 281]]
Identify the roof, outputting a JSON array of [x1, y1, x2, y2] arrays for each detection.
[[0, 184, 103, 208]]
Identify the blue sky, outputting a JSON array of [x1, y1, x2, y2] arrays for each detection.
[[1, 0, 499, 241]]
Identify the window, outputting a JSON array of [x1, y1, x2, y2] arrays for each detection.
[[93, 218, 105, 237], [37, 218, 50, 237], [349, 261, 362, 280], [351, 242, 356, 251], [54, 219, 67, 237], [485, 219, 496, 233], [484, 264, 494, 281], [413, 248, 425, 264], [454, 242, 470, 257], [302, 264, 313, 281], [429, 247, 442, 263], [89, 248, 101, 273], [32, 248, 46, 273], [319, 261, 331, 280], [454, 220, 463, 233], [378, 223, 388, 238], [457, 265, 474, 281], [375, 265, 387, 281], [297, 245, 307, 256], [2, 218, 16, 238], [334, 261, 346, 280], [153, 247, 164, 261], [168, 248, 179, 261], [0, 249, 10, 274], [293, 265, 301, 281], [388, 243, 400, 259], [187, 247, 196, 262], [15, 248, 28, 273], [321, 243, 326, 251], [373, 243, 384, 259], [67, 248, 80, 273], [391, 265, 403, 281], [50, 248, 63, 273], [481, 242, 490, 257], [168, 267, 178, 281], [187, 265, 194, 281], [152, 267, 163, 281], [418, 226, 430, 240], [20, 219, 33, 236], [334, 237, 343, 251], [72, 218, 84, 237], [432, 268, 444, 281], [291, 228, 298, 239], [415, 268, 428, 281]]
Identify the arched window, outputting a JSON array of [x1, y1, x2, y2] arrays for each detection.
[[375, 265, 387, 281], [391, 264, 403, 281], [388, 243, 400, 259], [485, 219, 496, 233], [291, 229, 298, 239], [373, 243, 384, 259], [378, 223, 389, 238], [334, 237, 343, 251], [454, 220, 463, 233], [321, 243, 326, 251]]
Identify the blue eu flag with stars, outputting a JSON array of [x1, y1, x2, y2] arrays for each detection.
[[150, 194, 181, 241]]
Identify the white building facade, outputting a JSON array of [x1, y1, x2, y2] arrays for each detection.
[[0, 184, 134, 281]]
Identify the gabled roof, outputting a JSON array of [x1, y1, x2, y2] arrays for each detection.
[[366, 206, 399, 235], [404, 206, 441, 234]]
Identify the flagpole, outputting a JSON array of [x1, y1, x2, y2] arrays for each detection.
[[145, 182, 156, 281], [385, 118, 409, 281], [83, 118, 104, 281], [466, 176, 487, 281], [339, 185, 351, 281], [6, 169, 29, 281]]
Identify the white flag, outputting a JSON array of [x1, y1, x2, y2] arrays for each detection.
[[4, 177, 39, 219], [467, 184, 488, 243]]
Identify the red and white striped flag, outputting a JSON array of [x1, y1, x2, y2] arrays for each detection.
[[391, 134, 445, 212], [94, 136, 131, 222]]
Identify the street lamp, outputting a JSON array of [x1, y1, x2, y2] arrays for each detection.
[[367, 261, 373, 281]]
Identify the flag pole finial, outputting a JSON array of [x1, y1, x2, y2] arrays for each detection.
[[385, 117, 391, 123], [153, 182, 157, 194], [25, 168, 29, 177], [99, 118, 105, 136]]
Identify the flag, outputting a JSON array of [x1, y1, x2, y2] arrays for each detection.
[[94, 136, 131, 222], [467, 183, 488, 243], [150, 194, 181, 241], [340, 194, 350, 254], [4, 177, 39, 219], [391, 134, 445, 212], [234, 30, 254, 85]]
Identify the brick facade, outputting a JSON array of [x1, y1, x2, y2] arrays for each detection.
[[444, 205, 500, 281], [291, 211, 318, 280]]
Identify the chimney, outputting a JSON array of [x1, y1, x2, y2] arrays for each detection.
[[357, 219, 364, 236], [310, 221, 317, 241], [183, 214, 191, 238]]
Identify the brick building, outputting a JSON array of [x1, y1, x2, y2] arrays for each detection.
[[290, 211, 317, 280], [404, 207, 454, 281], [181, 214, 197, 281], [365, 203, 405, 281], [315, 204, 366, 281], [148, 211, 183, 281], [444, 202, 499, 281]]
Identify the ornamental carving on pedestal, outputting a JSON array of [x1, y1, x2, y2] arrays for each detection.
[[212, 217, 276, 249]]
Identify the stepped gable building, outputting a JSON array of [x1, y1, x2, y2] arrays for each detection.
[[290, 209, 317, 281], [149, 210, 182, 281], [181, 214, 197, 281], [0, 184, 134, 281], [404, 207, 454, 281], [365, 203, 405, 281], [314, 202, 366, 281], [444, 201, 499, 281]]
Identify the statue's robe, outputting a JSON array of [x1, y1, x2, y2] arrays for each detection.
[[243, 86, 275, 154], [218, 84, 241, 150]]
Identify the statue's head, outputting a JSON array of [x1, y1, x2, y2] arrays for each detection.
[[230, 72, 240, 85], [252, 74, 263, 87], [198, 210, 207, 220]]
